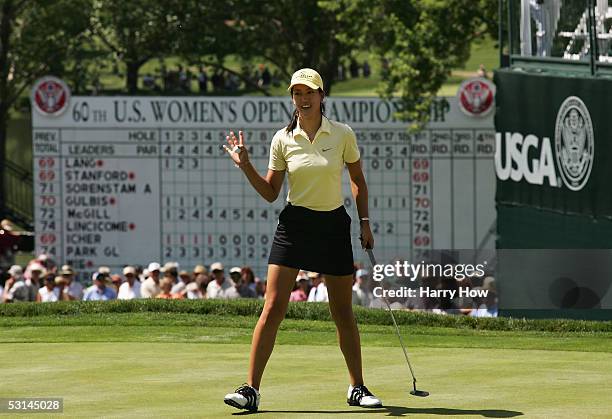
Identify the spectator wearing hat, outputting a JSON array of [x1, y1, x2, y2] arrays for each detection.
[[193, 264, 207, 277], [171, 270, 192, 295], [83, 272, 117, 301], [289, 273, 309, 302], [3, 265, 30, 303], [60, 265, 83, 300], [98, 266, 110, 275], [156, 277, 184, 299], [229, 266, 242, 285], [141, 262, 162, 298], [8, 262, 45, 302], [37, 275, 65, 302], [351, 269, 370, 307], [207, 262, 239, 299], [163, 262, 179, 283], [307, 272, 328, 302], [3, 265, 23, 300], [193, 265, 210, 298], [118, 266, 141, 300], [24, 263, 46, 301]]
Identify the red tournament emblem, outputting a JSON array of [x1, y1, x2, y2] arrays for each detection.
[[457, 78, 495, 117], [31, 76, 71, 116]]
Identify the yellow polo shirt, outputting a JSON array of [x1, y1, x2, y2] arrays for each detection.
[[268, 117, 361, 211]]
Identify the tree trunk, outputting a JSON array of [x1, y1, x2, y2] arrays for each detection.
[[0, 115, 6, 220], [320, 59, 338, 96], [0, 0, 16, 219], [126, 61, 141, 94], [319, 40, 340, 96]]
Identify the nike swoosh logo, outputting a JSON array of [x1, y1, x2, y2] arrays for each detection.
[[322, 148, 332, 152]]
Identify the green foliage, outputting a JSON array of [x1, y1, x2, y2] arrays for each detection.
[[91, 0, 187, 92], [221, 0, 354, 94], [320, 0, 498, 128], [0, 0, 92, 114], [1, 299, 610, 333], [0, 0, 92, 214]]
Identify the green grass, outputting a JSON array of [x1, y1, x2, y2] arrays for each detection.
[[3, 299, 612, 333], [1, 312, 612, 353], [0, 308, 611, 418]]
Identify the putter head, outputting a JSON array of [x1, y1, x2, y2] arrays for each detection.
[[411, 379, 429, 397], [410, 389, 430, 397]]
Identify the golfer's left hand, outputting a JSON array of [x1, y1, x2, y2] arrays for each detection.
[[360, 223, 374, 249]]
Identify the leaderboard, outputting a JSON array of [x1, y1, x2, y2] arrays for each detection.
[[32, 95, 495, 281]]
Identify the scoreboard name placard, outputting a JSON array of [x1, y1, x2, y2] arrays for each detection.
[[33, 96, 495, 280]]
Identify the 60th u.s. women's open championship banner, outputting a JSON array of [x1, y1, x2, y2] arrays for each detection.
[[31, 83, 495, 281]]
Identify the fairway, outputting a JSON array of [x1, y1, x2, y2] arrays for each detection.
[[1, 308, 611, 418]]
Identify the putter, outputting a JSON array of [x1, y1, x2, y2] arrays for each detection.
[[365, 248, 430, 397]]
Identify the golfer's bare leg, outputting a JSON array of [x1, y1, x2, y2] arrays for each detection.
[[326, 274, 364, 387], [248, 264, 298, 390]]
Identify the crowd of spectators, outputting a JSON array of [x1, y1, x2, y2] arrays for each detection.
[[138, 63, 282, 94], [0, 254, 497, 317], [362, 270, 499, 317], [0, 256, 268, 303], [136, 58, 377, 94], [337, 58, 372, 81]]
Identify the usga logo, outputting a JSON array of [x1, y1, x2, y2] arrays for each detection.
[[457, 77, 495, 117], [495, 132, 557, 186], [495, 96, 594, 191], [31, 76, 71, 116], [554, 96, 594, 191]]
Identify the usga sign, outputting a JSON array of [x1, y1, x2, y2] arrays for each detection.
[[457, 77, 495, 117], [495, 96, 594, 191], [31, 76, 71, 117]]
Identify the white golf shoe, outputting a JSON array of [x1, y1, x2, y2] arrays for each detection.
[[224, 384, 260, 411], [347, 384, 383, 408]]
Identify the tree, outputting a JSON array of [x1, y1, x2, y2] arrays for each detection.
[[172, 1, 246, 91], [321, 0, 498, 128], [221, 0, 355, 95], [91, 0, 186, 93], [0, 0, 91, 220]]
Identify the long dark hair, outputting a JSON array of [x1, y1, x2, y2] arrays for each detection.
[[285, 87, 326, 133]]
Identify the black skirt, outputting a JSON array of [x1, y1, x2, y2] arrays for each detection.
[[268, 203, 354, 276]]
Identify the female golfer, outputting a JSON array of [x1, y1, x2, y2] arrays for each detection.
[[222, 68, 381, 411]]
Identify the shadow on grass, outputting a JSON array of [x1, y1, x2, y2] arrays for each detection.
[[233, 406, 523, 417]]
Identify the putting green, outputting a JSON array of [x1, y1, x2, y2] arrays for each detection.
[[1, 315, 611, 418]]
